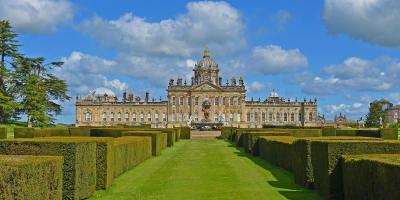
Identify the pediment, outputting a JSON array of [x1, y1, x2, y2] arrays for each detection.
[[192, 82, 222, 91]]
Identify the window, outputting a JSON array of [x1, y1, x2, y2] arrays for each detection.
[[140, 112, 144, 122], [230, 97, 234, 106], [110, 112, 114, 122], [247, 112, 251, 122], [309, 112, 313, 121], [276, 112, 281, 122], [269, 113, 273, 122], [222, 113, 226, 122], [162, 112, 166, 122], [172, 96, 176, 106], [85, 112, 92, 121], [118, 112, 122, 122], [102, 112, 106, 122], [155, 112, 159, 122], [230, 112, 234, 122], [179, 97, 184, 105], [132, 112, 136, 122], [238, 97, 241, 105], [237, 113, 241, 122], [299, 113, 302, 122], [291, 113, 295, 122], [179, 112, 184, 122], [254, 112, 258, 123], [214, 113, 219, 122], [195, 96, 199, 105], [284, 113, 288, 122], [262, 112, 266, 123], [147, 112, 152, 122], [223, 97, 226, 105], [125, 112, 129, 122], [215, 97, 219, 106], [172, 113, 176, 122]]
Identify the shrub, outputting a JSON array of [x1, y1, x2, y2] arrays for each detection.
[[342, 154, 400, 200], [0, 139, 97, 199], [122, 131, 167, 156], [242, 131, 290, 155], [311, 140, 400, 200], [335, 128, 380, 138], [69, 127, 91, 136], [0, 128, 6, 139], [178, 127, 191, 139], [113, 136, 152, 177], [123, 128, 176, 147], [322, 127, 336, 136], [14, 128, 70, 138], [221, 127, 236, 139], [292, 137, 383, 189], [258, 136, 296, 171], [380, 128, 399, 140], [0, 155, 63, 200], [44, 137, 115, 190]]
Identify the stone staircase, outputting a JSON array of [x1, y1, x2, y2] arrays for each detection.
[[190, 130, 221, 140]]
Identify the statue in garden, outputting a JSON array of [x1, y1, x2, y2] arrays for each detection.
[[202, 98, 211, 122]]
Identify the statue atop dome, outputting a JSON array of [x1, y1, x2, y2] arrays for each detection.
[[193, 46, 220, 85]]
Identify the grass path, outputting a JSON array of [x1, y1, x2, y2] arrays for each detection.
[[90, 139, 321, 200]]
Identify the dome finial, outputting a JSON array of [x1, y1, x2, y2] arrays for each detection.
[[203, 45, 209, 58]]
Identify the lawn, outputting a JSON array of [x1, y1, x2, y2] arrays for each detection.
[[90, 139, 321, 200]]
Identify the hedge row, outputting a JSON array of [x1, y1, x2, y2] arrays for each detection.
[[178, 127, 191, 139], [311, 140, 400, 200], [322, 127, 399, 139], [258, 136, 296, 171], [342, 154, 400, 200], [0, 139, 97, 199], [242, 131, 290, 155], [0, 128, 6, 139], [113, 136, 152, 177], [0, 155, 63, 200], [122, 131, 167, 156]]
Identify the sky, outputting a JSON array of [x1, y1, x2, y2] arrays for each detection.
[[1, 0, 400, 124]]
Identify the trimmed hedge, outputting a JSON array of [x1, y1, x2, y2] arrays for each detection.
[[335, 128, 380, 138], [44, 137, 115, 190], [311, 140, 400, 200], [0, 155, 63, 200], [122, 128, 176, 147], [258, 136, 296, 171], [14, 128, 70, 138], [322, 127, 336, 136], [178, 127, 191, 139], [380, 128, 399, 140], [221, 127, 236, 139], [113, 136, 152, 177], [0, 139, 97, 199], [342, 154, 400, 200], [242, 131, 290, 155], [69, 127, 91, 137], [292, 137, 383, 189], [0, 127, 6, 139], [122, 131, 167, 156]]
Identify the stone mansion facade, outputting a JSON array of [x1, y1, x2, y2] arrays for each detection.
[[75, 47, 318, 128]]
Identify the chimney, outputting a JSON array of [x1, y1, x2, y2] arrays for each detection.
[[123, 92, 127, 102], [145, 91, 149, 103]]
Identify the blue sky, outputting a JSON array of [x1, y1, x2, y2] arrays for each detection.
[[1, 0, 400, 123]]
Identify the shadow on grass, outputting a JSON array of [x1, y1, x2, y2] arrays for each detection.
[[226, 142, 321, 200]]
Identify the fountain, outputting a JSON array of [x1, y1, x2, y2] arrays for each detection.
[[191, 98, 223, 130]]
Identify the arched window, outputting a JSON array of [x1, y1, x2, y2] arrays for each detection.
[[132, 112, 137, 122], [155, 112, 159, 121], [284, 113, 288, 122], [85, 112, 92, 121], [230, 97, 234, 106], [140, 112, 144, 122], [179, 112, 184, 122], [254, 112, 259, 122], [276, 112, 281, 122], [247, 112, 251, 122], [262, 112, 266, 123], [230, 112, 234, 122], [147, 112, 152, 122], [125, 112, 129, 122], [309, 112, 313, 121], [110, 112, 114, 122], [162, 112, 166, 122], [269, 112, 273, 122], [172, 96, 176, 106], [118, 112, 122, 122], [102, 112, 106, 122], [179, 97, 184, 105], [237, 113, 241, 122], [291, 113, 295, 122], [215, 97, 219, 106]]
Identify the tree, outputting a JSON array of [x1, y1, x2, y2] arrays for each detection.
[[0, 20, 20, 123], [11, 56, 70, 127], [365, 101, 385, 128]]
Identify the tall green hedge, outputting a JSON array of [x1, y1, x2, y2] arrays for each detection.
[[44, 137, 115, 190], [311, 140, 400, 200], [342, 154, 400, 200], [258, 136, 296, 171], [0, 128, 6, 139], [69, 127, 91, 136], [113, 136, 152, 177], [0, 139, 97, 199], [121, 128, 176, 147], [380, 128, 399, 140], [178, 127, 191, 139], [292, 137, 383, 189], [122, 131, 167, 156], [14, 128, 70, 138], [242, 131, 290, 155], [0, 155, 63, 200]]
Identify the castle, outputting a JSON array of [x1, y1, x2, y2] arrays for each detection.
[[75, 47, 318, 128]]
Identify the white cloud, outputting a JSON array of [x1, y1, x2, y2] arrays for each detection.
[[0, 0, 73, 33], [250, 45, 308, 74], [323, 102, 368, 119], [272, 10, 291, 31], [248, 81, 272, 93], [80, 1, 245, 57], [323, 0, 400, 47]]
